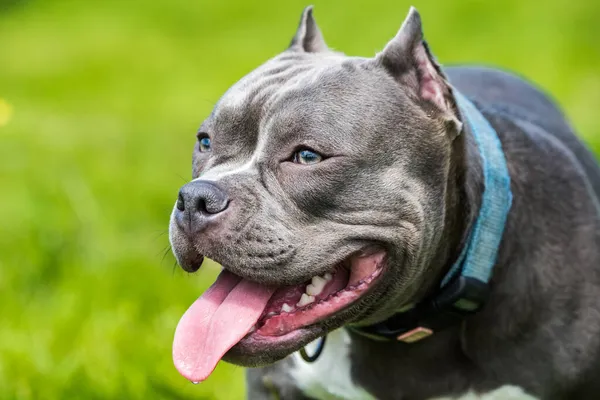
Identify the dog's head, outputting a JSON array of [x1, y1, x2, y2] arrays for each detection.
[[169, 6, 465, 382]]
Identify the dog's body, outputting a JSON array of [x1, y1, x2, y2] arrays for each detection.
[[168, 7, 600, 400], [245, 64, 600, 400]]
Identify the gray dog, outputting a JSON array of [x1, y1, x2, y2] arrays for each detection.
[[168, 6, 600, 400]]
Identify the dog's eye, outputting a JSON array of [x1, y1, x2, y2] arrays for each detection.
[[198, 136, 212, 152], [292, 149, 323, 165]]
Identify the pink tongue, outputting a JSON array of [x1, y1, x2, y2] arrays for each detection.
[[172, 270, 276, 382]]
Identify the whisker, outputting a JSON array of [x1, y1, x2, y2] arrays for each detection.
[[175, 173, 188, 184], [152, 230, 170, 241], [162, 246, 172, 260]]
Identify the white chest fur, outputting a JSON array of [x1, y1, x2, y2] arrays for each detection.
[[289, 329, 376, 400], [288, 330, 538, 400]]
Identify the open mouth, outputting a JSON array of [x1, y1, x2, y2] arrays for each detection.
[[172, 248, 386, 383]]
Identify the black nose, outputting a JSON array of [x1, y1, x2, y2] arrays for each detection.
[[175, 180, 229, 232]]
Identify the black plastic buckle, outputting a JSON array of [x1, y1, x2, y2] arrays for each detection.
[[348, 276, 489, 343]]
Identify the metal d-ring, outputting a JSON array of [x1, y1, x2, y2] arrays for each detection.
[[299, 335, 327, 363]]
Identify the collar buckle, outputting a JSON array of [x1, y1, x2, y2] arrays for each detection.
[[397, 327, 433, 343]]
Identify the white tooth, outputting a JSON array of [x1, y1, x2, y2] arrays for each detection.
[[324, 273, 333, 281], [307, 276, 326, 296], [312, 275, 326, 287], [306, 283, 322, 296], [281, 303, 294, 313], [297, 293, 315, 307]]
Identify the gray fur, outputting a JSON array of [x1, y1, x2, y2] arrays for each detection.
[[169, 6, 600, 399]]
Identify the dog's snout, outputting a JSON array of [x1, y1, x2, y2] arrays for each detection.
[[174, 180, 230, 234], [178, 180, 229, 215]]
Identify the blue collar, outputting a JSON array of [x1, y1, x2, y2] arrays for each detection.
[[347, 91, 513, 343]]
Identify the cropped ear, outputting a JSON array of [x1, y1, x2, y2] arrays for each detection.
[[376, 7, 462, 136], [289, 6, 329, 53]]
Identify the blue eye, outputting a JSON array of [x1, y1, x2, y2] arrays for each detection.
[[198, 136, 211, 152], [293, 149, 323, 165]]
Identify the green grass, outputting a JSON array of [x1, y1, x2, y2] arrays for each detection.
[[0, 0, 599, 398]]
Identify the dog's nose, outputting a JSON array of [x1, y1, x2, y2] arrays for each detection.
[[175, 180, 229, 232]]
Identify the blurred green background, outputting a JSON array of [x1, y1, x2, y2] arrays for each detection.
[[0, 0, 598, 398]]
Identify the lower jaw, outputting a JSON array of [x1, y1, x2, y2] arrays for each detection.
[[223, 328, 318, 367]]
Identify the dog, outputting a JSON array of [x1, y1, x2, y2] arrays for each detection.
[[168, 6, 600, 399]]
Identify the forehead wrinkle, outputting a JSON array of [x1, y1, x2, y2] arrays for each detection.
[[246, 67, 313, 113], [217, 51, 346, 115], [212, 63, 310, 137], [260, 64, 341, 133], [217, 57, 304, 111]]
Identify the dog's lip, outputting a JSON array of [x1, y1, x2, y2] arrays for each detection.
[[226, 326, 319, 364], [235, 326, 315, 350]]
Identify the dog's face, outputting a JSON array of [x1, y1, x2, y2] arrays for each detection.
[[169, 7, 463, 382]]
